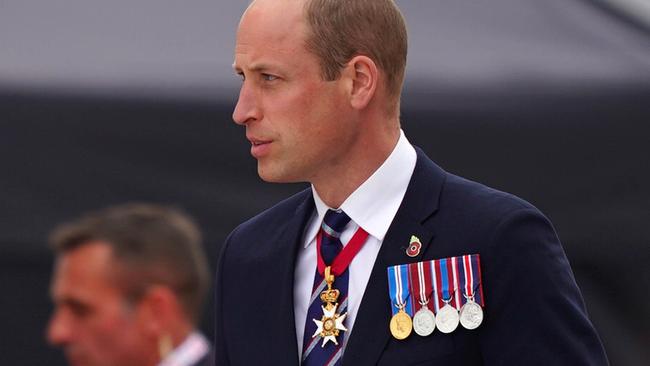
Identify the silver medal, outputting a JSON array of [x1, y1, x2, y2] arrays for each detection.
[[459, 299, 483, 330], [412, 307, 436, 336], [435, 303, 459, 334]]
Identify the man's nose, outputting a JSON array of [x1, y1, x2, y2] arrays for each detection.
[[47, 310, 72, 346], [232, 83, 261, 125]]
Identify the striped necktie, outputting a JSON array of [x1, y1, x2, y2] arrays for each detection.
[[302, 209, 351, 366]]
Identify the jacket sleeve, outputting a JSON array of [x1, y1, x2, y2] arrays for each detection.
[[478, 208, 608, 365], [213, 227, 237, 366]]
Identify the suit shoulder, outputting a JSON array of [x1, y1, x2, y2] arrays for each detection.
[[441, 172, 545, 222], [412, 149, 541, 222]]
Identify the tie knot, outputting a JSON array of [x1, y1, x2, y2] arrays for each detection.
[[322, 209, 350, 237]]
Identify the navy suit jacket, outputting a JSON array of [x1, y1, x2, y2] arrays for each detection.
[[214, 148, 608, 365]]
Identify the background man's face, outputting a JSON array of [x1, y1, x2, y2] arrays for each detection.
[[232, 0, 358, 183], [47, 242, 149, 366]]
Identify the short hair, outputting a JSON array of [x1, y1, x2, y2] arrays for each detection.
[[49, 203, 210, 324], [303, 0, 408, 110]]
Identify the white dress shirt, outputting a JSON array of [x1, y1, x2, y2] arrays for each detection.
[[158, 332, 210, 366], [294, 130, 417, 356]]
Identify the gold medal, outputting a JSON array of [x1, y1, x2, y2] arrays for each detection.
[[389, 307, 413, 340], [312, 266, 348, 346], [312, 303, 348, 346], [320, 288, 340, 306]]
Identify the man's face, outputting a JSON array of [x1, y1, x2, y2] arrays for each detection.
[[233, 0, 358, 183], [47, 242, 150, 366]]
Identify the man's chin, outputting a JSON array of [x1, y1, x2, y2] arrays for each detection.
[[65, 351, 105, 366], [257, 166, 296, 183], [258, 174, 294, 184], [65, 353, 88, 366]]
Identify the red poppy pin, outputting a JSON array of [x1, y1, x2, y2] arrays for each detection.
[[406, 235, 422, 257]]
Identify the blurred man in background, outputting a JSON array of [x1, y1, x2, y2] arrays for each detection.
[[47, 203, 212, 366]]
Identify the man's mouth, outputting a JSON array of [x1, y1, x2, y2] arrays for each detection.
[[248, 138, 272, 158]]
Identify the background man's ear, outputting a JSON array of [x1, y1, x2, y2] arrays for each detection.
[[136, 285, 176, 336]]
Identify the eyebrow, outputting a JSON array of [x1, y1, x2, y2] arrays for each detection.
[[61, 297, 88, 309], [232, 62, 277, 74], [52, 295, 91, 312]]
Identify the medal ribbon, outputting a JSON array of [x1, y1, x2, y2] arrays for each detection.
[[456, 255, 468, 307], [408, 261, 433, 312], [427, 254, 485, 312], [316, 227, 369, 276], [429, 260, 440, 312], [451, 256, 462, 310], [471, 254, 485, 307], [435, 258, 456, 308], [387, 264, 413, 316], [457, 254, 484, 307], [462, 255, 474, 301]]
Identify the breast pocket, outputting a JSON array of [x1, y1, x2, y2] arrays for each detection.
[[377, 332, 457, 366]]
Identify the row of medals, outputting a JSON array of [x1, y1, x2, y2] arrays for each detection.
[[390, 295, 484, 340]]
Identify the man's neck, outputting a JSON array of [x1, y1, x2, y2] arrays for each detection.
[[312, 127, 400, 208]]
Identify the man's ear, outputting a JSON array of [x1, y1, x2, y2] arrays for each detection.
[[136, 285, 176, 336], [344, 55, 378, 110]]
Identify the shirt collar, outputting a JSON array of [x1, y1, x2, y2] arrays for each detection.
[[304, 130, 416, 247], [158, 332, 209, 366]]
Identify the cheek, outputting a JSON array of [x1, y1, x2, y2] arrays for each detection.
[[262, 80, 348, 153], [264, 88, 312, 124], [302, 89, 348, 139], [84, 311, 139, 358], [267, 77, 330, 115]]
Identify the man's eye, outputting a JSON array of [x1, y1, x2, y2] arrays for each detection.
[[67, 302, 91, 318], [262, 74, 278, 81]]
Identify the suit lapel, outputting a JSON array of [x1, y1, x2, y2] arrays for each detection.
[[342, 149, 446, 365], [268, 190, 315, 366]]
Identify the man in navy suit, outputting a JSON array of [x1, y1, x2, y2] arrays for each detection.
[[215, 0, 608, 364]]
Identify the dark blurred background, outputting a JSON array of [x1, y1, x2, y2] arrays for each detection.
[[1, 1, 648, 365]]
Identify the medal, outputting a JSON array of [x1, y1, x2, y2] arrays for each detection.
[[390, 306, 413, 340], [311, 226, 370, 347], [387, 253, 486, 339], [408, 261, 436, 336], [459, 297, 483, 330], [433, 258, 459, 334], [413, 307, 436, 336], [435, 301, 459, 333], [387, 264, 413, 340], [312, 266, 348, 346], [458, 254, 484, 330]]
